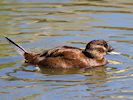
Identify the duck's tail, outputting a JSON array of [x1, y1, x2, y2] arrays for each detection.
[[5, 36, 28, 56], [5, 36, 38, 64]]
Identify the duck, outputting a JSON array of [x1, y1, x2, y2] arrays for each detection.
[[5, 37, 118, 69]]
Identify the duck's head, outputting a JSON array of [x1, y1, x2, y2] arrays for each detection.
[[84, 40, 115, 60]]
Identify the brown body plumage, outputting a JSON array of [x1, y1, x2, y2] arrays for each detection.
[[5, 37, 114, 69]]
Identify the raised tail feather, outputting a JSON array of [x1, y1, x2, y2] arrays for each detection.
[[5, 36, 39, 65], [5, 36, 28, 56]]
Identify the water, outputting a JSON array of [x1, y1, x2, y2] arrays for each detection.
[[0, 0, 133, 100]]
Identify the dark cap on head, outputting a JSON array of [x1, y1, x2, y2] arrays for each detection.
[[85, 40, 114, 52]]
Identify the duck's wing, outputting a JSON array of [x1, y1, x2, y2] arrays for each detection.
[[40, 46, 82, 59]]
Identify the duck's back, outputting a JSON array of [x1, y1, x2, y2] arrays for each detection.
[[38, 46, 89, 68]]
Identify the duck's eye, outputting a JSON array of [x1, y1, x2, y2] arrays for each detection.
[[98, 43, 108, 48], [97, 48, 105, 53]]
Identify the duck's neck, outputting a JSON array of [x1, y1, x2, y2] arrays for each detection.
[[82, 51, 94, 58], [82, 51, 107, 67]]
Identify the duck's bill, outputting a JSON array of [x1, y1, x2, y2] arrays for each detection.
[[108, 51, 121, 55]]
